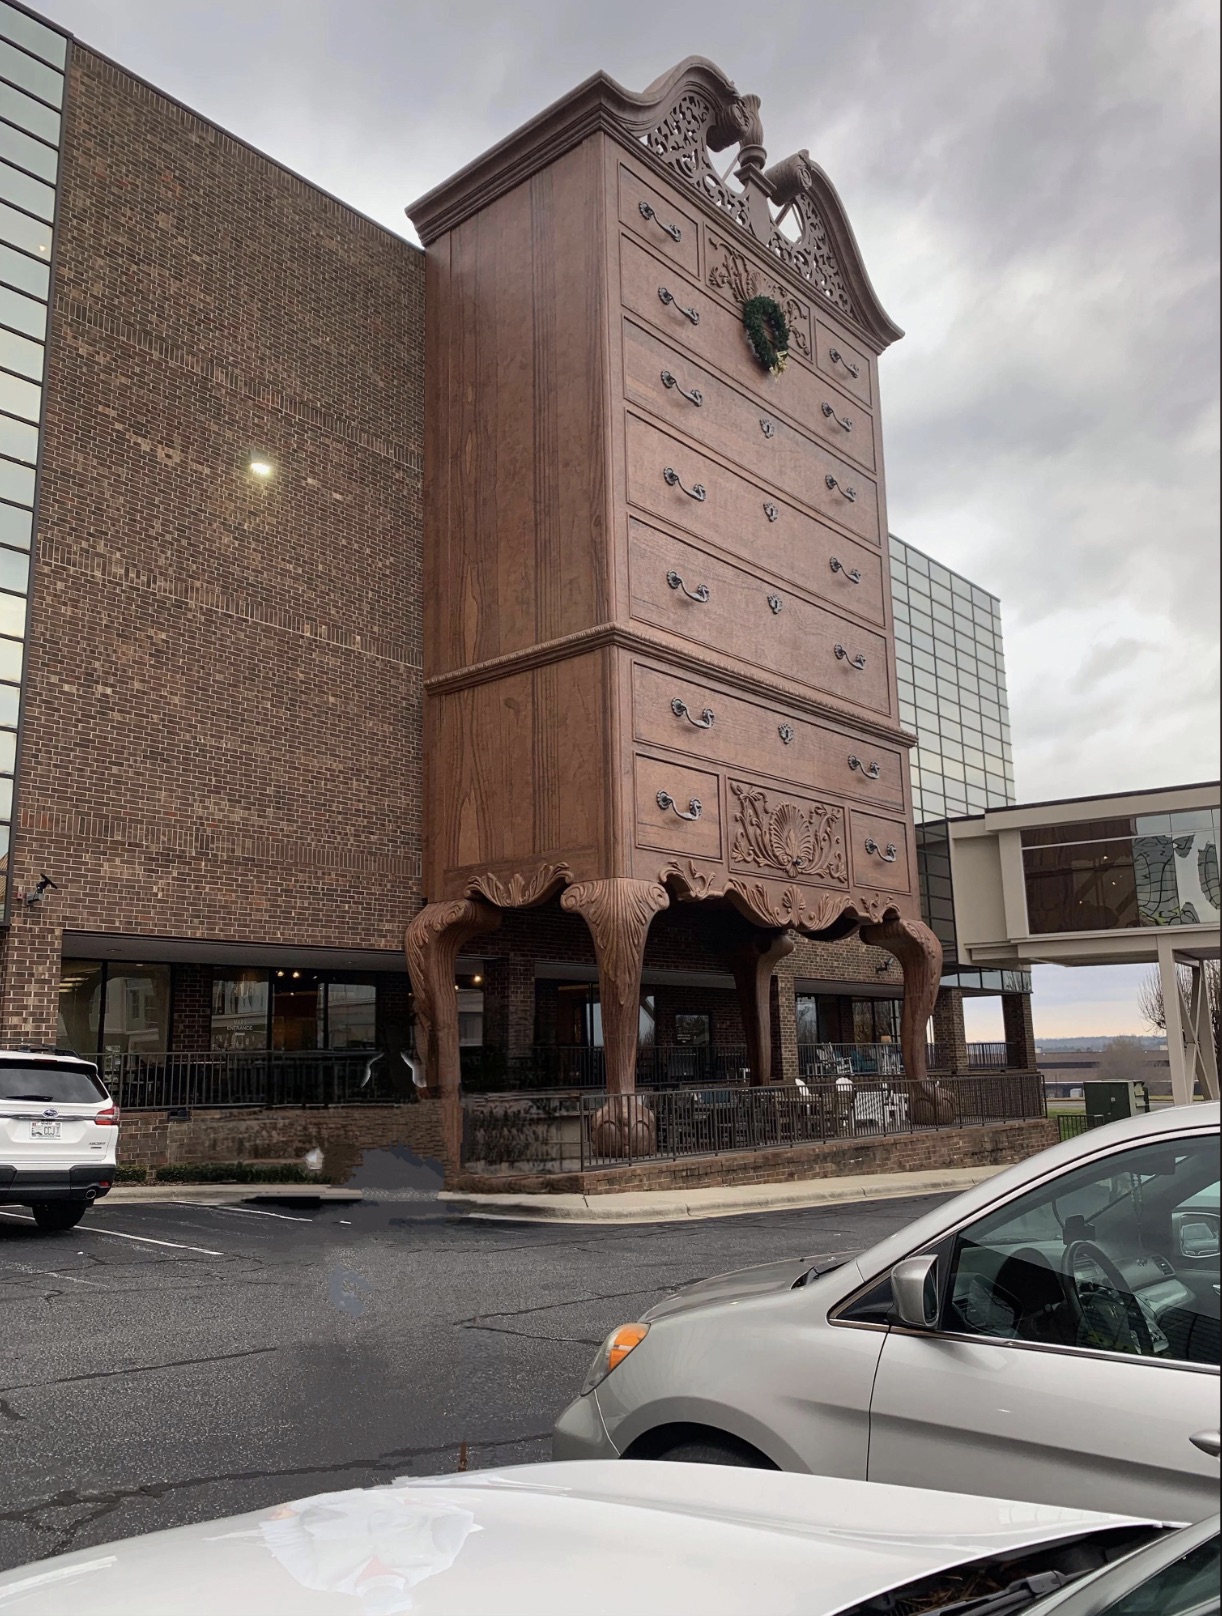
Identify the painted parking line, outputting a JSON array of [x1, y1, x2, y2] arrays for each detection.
[[163, 1201, 311, 1223], [0, 1209, 224, 1256]]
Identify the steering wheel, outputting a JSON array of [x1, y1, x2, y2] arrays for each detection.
[[1062, 1240, 1152, 1356]]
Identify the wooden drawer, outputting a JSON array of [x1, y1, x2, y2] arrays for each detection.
[[631, 661, 906, 810], [849, 810, 912, 893], [727, 776, 850, 891], [634, 754, 722, 859], [619, 234, 876, 473], [617, 162, 699, 278], [623, 319, 881, 543], [814, 319, 873, 407], [626, 414, 885, 617], [629, 520, 892, 717]]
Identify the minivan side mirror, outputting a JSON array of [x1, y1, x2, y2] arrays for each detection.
[[892, 1254, 940, 1330]]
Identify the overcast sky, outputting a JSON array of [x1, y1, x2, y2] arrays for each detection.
[[35, 0, 1220, 1038]]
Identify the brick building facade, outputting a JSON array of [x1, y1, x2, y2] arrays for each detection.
[[0, 5, 1025, 1089]]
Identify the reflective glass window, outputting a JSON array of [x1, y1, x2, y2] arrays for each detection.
[[951, 573, 971, 599], [0, 112, 55, 181], [0, 366, 38, 420], [0, 725, 12, 771], [0, 6, 67, 69], [911, 607, 933, 635], [982, 717, 1002, 740], [0, 37, 63, 106], [933, 619, 955, 646], [0, 155, 52, 220], [0, 773, 10, 814], [212, 969, 270, 1049], [915, 687, 938, 714], [913, 666, 936, 693], [0, 499, 29, 546], [0, 322, 39, 380], [0, 679, 15, 723], [893, 598, 909, 623], [0, 452, 31, 504], [899, 702, 917, 727], [907, 549, 929, 576], [942, 756, 965, 781], [0, 236, 46, 296], [0, 78, 58, 144], [0, 633, 19, 679], [912, 647, 935, 673], [0, 587, 21, 635], [0, 195, 49, 256], [911, 628, 934, 654], [58, 960, 104, 1055], [327, 982, 377, 1049], [932, 601, 954, 628], [0, 407, 34, 459], [929, 562, 952, 589]]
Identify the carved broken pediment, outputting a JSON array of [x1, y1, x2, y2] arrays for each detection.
[[705, 231, 812, 359]]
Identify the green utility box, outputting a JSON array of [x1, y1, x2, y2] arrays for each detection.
[[1084, 1080, 1151, 1129]]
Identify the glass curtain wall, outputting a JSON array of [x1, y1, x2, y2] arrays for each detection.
[[0, 4, 66, 893], [56, 960, 170, 1054]]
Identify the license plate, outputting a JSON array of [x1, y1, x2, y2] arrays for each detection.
[[30, 1120, 60, 1139]]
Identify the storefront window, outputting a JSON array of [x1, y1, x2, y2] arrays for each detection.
[[211, 969, 270, 1050], [852, 998, 902, 1044], [57, 959, 103, 1053], [102, 965, 170, 1054]]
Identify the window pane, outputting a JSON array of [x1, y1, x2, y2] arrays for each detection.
[[103, 964, 171, 1055], [0, 6, 67, 69], [0, 407, 36, 458], [0, 196, 51, 256], [0, 632, 20, 679], [1024, 839, 1139, 932], [0, 452, 33, 503], [0, 79, 58, 145], [0, 679, 16, 723], [0, 155, 52, 220], [327, 981, 377, 1049], [211, 969, 269, 1050], [0, 587, 22, 634], [0, 107, 55, 179], [0, 365, 37, 419], [946, 1136, 1219, 1365], [0, 773, 10, 814], [0, 236, 46, 295], [0, 498, 29, 545], [0, 724, 12, 771], [0, 542, 25, 591], [0, 37, 63, 107], [57, 960, 104, 1055]]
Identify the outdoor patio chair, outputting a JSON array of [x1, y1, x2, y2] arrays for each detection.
[[814, 1043, 854, 1079]]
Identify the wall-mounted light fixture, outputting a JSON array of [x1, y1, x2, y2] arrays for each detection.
[[249, 458, 273, 478], [22, 872, 57, 907]]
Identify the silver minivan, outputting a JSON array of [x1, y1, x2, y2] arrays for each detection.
[[554, 1103, 1220, 1521]]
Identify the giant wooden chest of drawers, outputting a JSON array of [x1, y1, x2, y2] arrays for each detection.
[[407, 59, 942, 1120]]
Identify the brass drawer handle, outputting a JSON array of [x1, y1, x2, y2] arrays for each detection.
[[864, 836, 899, 863], [667, 569, 709, 603], [663, 466, 706, 502], [657, 789, 702, 820], [778, 724, 795, 745], [834, 644, 867, 670], [671, 696, 714, 730], [825, 474, 858, 502], [821, 402, 854, 432], [830, 557, 862, 583], [639, 200, 682, 242], [763, 501, 779, 523], [848, 753, 881, 779], [767, 594, 783, 614], [829, 347, 860, 378], [760, 417, 776, 439], [660, 369, 703, 407], [658, 286, 699, 325]]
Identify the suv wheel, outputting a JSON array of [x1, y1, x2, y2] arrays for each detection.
[[31, 1201, 87, 1232]]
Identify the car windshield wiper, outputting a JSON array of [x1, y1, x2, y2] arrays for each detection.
[[927, 1569, 1073, 1616]]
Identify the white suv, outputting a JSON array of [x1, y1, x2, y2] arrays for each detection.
[[0, 1048, 118, 1230]]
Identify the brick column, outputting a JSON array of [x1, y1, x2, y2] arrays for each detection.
[[481, 953, 535, 1056], [169, 964, 212, 1050], [1002, 991, 1037, 1073], [772, 966, 798, 1083], [932, 985, 968, 1075], [0, 908, 62, 1046]]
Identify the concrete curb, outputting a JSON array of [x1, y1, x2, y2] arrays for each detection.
[[103, 1184, 363, 1205], [438, 1165, 1004, 1224]]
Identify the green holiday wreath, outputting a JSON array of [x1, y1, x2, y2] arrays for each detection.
[[742, 295, 790, 376]]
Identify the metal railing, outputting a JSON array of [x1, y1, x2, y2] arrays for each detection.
[[461, 1072, 1048, 1174], [99, 1049, 413, 1110], [461, 1044, 753, 1093], [966, 1042, 1014, 1070]]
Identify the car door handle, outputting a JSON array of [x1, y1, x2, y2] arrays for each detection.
[[1190, 1429, 1220, 1458]]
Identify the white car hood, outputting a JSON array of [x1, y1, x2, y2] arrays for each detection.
[[0, 1462, 1148, 1616]]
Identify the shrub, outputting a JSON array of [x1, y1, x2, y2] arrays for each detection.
[[152, 1162, 321, 1184]]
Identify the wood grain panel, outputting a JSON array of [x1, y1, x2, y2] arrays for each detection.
[[535, 650, 607, 862], [625, 413, 885, 615], [617, 161, 700, 276], [630, 660, 906, 809], [436, 672, 537, 873], [629, 520, 892, 716], [814, 318, 873, 407], [618, 233, 876, 472], [634, 754, 722, 859], [623, 319, 880, 542], [849, 809, 913, 894]]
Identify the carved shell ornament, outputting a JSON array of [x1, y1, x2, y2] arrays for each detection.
[[730, 781, 848, 884]]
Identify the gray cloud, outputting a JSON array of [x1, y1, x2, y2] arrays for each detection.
[[37, 0, 1221, 1032]]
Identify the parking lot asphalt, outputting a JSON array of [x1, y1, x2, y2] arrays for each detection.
[[0, 1179, 950, 1570]]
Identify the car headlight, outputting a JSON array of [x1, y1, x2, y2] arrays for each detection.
[[580, 1322, 649, 1396]]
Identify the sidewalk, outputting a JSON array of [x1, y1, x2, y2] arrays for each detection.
[[438, 1164, 1004, 1224], [104, 1184, 363, 1205]]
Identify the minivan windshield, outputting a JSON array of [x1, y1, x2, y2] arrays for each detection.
[[0, 1062, 106, 1103]]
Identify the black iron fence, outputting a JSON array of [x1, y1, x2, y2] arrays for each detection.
[[461, 1044, 753, 1093], [99, 1050, 413, 1110], [461, 1072, 1047, 1174]]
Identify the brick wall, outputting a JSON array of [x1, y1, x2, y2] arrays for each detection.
[[451, 1118, 1058, 1193], [118, 1101, 445, 1180], [0, 48, 425, 1042]]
